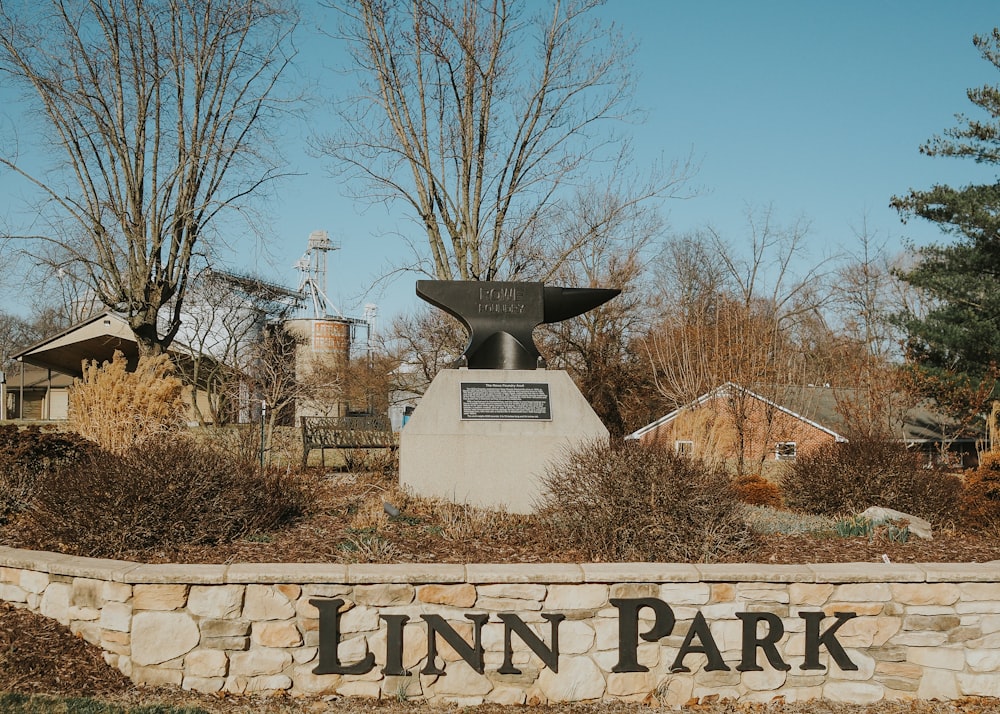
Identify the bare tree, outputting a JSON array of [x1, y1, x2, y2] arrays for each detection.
[[171, 269, 300, 425], [824, 219, 912, 437], [0, 0, 297, 354], [234, 323, 324, 455], [643, 210, 833, 475], [387, 308, 467, 396], [539, 184, 666, 437], [323, 0, 690, 281]]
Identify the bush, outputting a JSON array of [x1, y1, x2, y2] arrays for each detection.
[[780, 438, 962, 523], [961, 452, 1000, 532], [537, 441, 757, 563], [199, 424, 264, 464], [0, 426, 94, 525], [15, 439, 307, 559], [342, 447, 398, 479], [732, 474, 783, 508], [69, 351, 187, 454]]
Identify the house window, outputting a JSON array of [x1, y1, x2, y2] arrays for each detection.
[[775, 442, 797, 461], [675, 440, 693, 456]]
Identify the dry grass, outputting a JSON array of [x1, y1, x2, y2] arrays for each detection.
[[69, 351, 187, 455]]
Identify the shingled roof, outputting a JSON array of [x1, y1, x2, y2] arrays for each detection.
[[626, 382, 981, 444]]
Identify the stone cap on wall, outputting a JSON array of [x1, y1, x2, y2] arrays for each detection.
[[2, 546, 998, 585]]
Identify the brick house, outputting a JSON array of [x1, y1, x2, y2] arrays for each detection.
[[625, 383, 845, 465], [625, 382, 980, 468]]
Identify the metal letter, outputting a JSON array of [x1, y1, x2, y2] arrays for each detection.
[[311, 598, 376, 675], [670, 611, 730, 672], [800, 611, 859, 671], [497, 612, 564, 674], [610, 597, 676, 673], [735, 612, 790, 672], [420, 613, 490, 675], [381, 614, 410, 676]]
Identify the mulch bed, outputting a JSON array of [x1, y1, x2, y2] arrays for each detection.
[[8, 470, 997, 566], [755, 531, 1000, 565], [0, 601, 130, 697]]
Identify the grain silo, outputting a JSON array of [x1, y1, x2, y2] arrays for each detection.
[[286, 231, 374, 419]]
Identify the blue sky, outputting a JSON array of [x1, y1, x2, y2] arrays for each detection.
[[2, 1, 999, 327]]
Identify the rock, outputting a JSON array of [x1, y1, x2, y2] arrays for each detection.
[[132, 584, 188, 611], [859, 506, 932, 540], [39, 582, 71, 625], [252, 620, 303, 648], [99, 601, 133, 633], [229, 648, 292, 676], [131, 612, 200, 665], [418, 584, 477, 608], [188, 585, 245, 618], [185, 649, 229, 677], [536, 655, 605, 702], [242, 585, 295, 620]]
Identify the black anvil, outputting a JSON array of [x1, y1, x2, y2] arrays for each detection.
[[416, 280, 620, 370]]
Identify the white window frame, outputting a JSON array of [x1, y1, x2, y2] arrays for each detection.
[[775, 441, 797, 461], [674, 440, 693, 456]]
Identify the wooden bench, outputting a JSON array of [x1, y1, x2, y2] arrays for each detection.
[[300, 415, 397, 469]]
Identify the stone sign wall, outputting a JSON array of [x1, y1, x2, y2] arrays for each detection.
[[1, 546, 999, 705]]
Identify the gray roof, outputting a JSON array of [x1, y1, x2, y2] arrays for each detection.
[[772, 385, 978, 443]]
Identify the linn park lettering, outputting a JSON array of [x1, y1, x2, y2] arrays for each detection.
[[312, 597, 859, 677]]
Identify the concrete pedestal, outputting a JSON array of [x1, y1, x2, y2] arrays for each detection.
[[399, 369, 608, 513]]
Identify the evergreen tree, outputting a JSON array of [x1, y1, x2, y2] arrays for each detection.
[[892, 30, 1000, 384]]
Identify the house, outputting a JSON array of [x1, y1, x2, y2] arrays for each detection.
[[7, 310, 217, 424], [625, 383, 981, 468], [1, 363, 74, 420]]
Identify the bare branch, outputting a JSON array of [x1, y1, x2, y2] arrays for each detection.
[[0, 0, 297, 353]]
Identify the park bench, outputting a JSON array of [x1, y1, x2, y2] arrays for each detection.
[[300, 414, 396, 469]]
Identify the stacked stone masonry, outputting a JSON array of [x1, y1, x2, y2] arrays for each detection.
[[1, 548, 999, 705]]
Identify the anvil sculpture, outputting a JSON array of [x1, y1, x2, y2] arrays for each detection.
[[416, 280, 621, 370]]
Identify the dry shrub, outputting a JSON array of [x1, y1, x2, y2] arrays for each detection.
[[68, 351, 187, 454], [538, 441, 757, 563], [339, 447, 399, 479], [961, 452, 1000, 532], [0, 426, 94, 525], [732, 474, 783, 508], [14, 439, 307, 559], [363, 447, 400, 479], [780, 438, 962, 523], [199, 424, 263, 464]]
